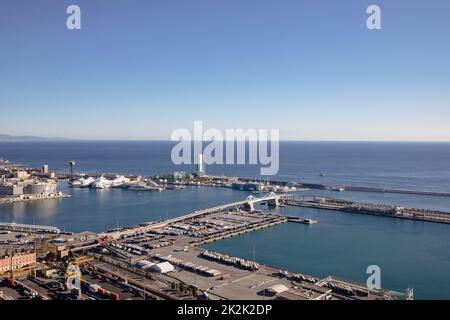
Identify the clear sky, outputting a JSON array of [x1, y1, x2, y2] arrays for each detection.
[[0, 0, 449, 140]]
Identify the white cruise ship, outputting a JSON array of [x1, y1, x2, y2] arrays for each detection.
[[92, 176, 112, 189], [70, 177, 95, 188], [110, 175, 130, 188], [128, 182, 163, 191], [79, 177, 95, 188]]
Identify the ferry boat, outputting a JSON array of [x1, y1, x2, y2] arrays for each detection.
[[287, 217, 318, 225]]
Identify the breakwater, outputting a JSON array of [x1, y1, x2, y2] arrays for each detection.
[[286, 197, 450, 224], [235, 177, 450, 197]]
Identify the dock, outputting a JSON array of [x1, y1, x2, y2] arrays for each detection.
[[0, 222, 61, 234], [101, 193, 286, 239], [286, 197, 450, 224]]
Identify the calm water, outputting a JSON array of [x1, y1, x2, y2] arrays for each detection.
[[1, 141, 450, 192], [0, 184, 250, 233], [1, 141, 450, 299]]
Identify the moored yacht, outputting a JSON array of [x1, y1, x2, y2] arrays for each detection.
[[92, 176, 112, 189], [110, 175, 130, 188], [70, 177, 95, 188], [80, 177, 95, 188], [128, 182, 163, 191]]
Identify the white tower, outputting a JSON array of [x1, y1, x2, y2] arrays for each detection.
[[197, 153, 204, 173]]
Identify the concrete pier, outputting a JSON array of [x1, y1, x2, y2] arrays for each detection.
[[286, 197, 450, 225]]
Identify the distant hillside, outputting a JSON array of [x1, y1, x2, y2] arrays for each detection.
[[0, 134, 65, 141]]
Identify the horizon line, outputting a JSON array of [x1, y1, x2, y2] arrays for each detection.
[[2, 138, 450, 143]]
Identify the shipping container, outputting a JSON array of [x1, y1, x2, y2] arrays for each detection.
[[110, 292, 120, 300]]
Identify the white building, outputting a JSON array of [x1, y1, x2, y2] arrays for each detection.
[[150, 262, 175, 274], [136, 260, 155, 270]]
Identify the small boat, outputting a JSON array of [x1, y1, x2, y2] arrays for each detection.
[[287, 217, 318, 225]]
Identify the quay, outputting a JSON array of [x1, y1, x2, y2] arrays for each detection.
[[0, 222, 61, 234], [286, 197, 450, 224], [0, 192, 69, 205], [102, 193, 285, 239], [194, 218, 287, 245]]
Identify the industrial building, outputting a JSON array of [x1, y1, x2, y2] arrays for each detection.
[[136, 260, 155, 270], [0, 252, 36, 273], [150, 262, 175, 274]]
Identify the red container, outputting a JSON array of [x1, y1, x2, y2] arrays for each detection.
[[110, 292, 120, 300], [97, 288, 105, 295]]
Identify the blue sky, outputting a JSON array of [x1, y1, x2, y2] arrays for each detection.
[[0, 0, 449, 140]]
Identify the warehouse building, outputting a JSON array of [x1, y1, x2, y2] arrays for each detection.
[[0, 252, 36, 273], [150, 262, 175, 274]]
